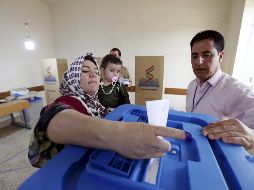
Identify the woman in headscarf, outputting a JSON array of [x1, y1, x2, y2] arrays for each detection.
[[28, 52, 190, 168]]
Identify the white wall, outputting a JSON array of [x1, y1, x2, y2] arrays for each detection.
[[0, 0, 55, 121], [233, 0, 254, 84], [222, 0, 246, 75], [49, 0, 236, 110], [0, 0, 246, 111], [0, 0, 55, 93]]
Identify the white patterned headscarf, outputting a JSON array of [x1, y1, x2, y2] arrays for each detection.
[[59, 52, 108, 118]]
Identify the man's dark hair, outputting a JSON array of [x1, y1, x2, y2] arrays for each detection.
[[101, 54, 122, 69], [110, 48, 121, 57], [190, 30, 225, 52]]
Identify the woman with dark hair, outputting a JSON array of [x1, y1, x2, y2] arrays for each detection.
[[28, 52, 189, 168]]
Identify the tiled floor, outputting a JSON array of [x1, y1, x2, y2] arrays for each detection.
[[0, 125, 38, 190]]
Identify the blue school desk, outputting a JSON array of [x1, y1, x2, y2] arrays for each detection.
[[19, 104, 254, 190]]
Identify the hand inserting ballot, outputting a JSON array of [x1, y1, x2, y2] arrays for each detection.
[[112, 122, 192, 159]]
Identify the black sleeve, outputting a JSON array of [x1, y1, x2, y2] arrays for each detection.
[[34, 103, 71, 140], [28, 102, 71, 168], [118, 84, 130, 105]]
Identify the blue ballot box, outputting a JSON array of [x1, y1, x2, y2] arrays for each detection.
[[19, 104, 254, 190]]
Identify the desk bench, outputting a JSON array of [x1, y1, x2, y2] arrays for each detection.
[[0, 100, 30, 129]]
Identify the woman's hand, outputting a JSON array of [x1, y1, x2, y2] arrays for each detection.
[[202, 119, 254, 149], [112, 122, 187, 159], [47, 110, 190, 159]]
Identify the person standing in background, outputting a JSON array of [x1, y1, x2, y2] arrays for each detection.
[[110, 48, 132, 87]]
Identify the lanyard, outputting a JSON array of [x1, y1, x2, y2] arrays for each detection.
[[191, 84, 212, 112]]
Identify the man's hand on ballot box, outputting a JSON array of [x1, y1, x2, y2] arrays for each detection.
[[202, 119, 254, 149]]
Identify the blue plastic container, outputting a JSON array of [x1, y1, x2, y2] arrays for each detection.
[[18, 104, 254, 190]]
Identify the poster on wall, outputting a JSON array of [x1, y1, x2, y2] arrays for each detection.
[[135, 56, 164, 105], [138, 65, 160, 90], [44, 66, 57, 84]]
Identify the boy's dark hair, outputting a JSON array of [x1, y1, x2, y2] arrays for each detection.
[[190, 30, 225, 52], [84, 55, 97, 65], [101, 54, 122, 69], [110, 48, 121, 57]]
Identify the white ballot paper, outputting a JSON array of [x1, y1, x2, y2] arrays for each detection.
[[144, 99, 170, 184], [146, 99, 170, 127]]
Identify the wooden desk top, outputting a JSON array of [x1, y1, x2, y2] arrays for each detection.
[[0, 100, 30, 116]]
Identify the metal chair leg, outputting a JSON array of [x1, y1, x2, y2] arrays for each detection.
[[22, 110, 31, 129]]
